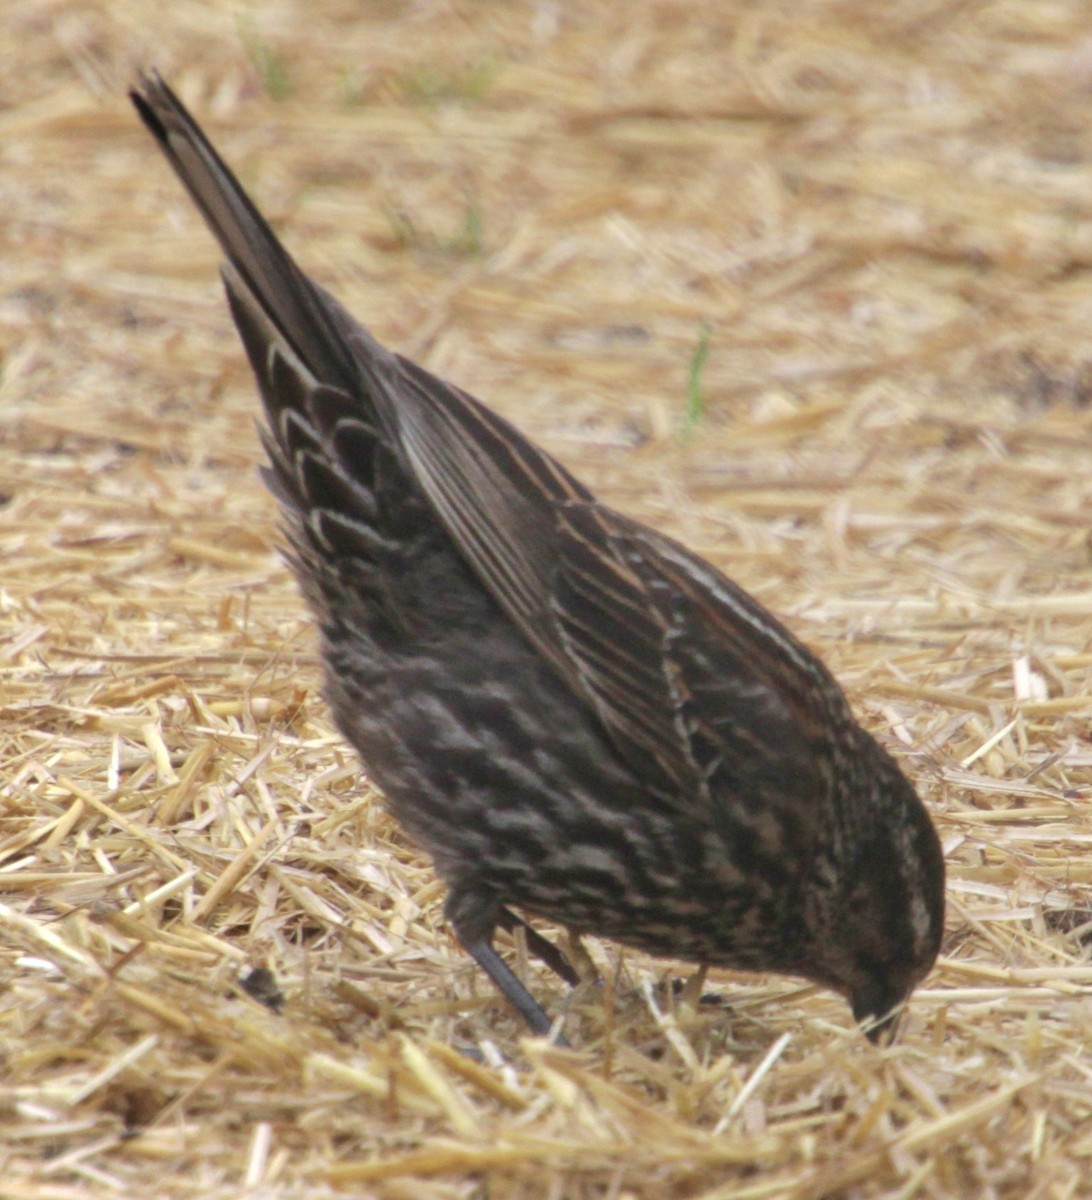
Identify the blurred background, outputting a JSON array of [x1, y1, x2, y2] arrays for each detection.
[[4, 3, 1092, 1197]]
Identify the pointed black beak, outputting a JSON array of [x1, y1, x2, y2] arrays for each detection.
[[859, 1003, 903, 1044]]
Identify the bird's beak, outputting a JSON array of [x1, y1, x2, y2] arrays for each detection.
[[861, 1004, 902, 1045]]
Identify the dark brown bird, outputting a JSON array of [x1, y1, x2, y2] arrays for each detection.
[[131, 74, 944, 1042]]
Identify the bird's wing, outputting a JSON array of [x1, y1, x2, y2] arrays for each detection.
[[384, 351, 840, 808], [567, 509, 846, 814], [372, 351, 593, 660]]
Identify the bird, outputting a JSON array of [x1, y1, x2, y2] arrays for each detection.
[[131, 72, 944, 1043]]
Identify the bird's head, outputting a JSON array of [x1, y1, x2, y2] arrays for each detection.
[[807, 741, 945, 1042]]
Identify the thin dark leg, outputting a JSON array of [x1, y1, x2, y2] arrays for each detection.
[[496, 907, 582, 987], [445, 884, 568, 1041], [463, 938, 557, 1036]]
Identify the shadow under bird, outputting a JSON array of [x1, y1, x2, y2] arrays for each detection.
[[131, 73, 944, 1042]]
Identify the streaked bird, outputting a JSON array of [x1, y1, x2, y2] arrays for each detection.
[[131, 73, 944, 1041]]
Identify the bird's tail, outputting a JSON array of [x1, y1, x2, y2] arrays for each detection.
[[130, 72, 356, 393]]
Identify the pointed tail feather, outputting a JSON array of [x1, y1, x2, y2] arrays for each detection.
[[130, 72, 355, 390]]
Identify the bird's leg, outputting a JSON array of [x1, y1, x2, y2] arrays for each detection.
[[496, 906, 582, 987], [445, 886, 563, 1039], [464, 940, 557, 1036]]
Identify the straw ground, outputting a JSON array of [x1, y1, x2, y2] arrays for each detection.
[[3, 2, 1092, 1197]]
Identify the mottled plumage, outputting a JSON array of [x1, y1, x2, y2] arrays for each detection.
[[132, 74, 944, 1041]]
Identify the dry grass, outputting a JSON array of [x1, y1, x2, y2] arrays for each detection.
[[4, 1, 1092, 1196]]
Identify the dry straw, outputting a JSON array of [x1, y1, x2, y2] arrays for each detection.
[[3, 1, 1092, 1196]]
